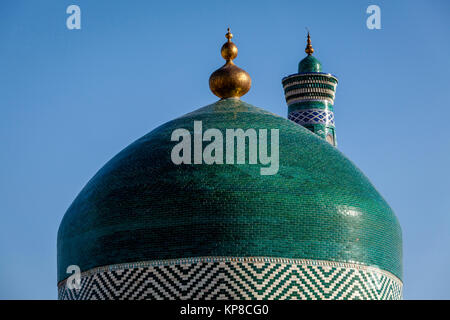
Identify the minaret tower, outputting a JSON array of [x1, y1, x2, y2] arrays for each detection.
[[282, 32, 338, 146]]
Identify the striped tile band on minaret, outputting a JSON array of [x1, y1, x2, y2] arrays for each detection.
[[282, 32, 339, 146]]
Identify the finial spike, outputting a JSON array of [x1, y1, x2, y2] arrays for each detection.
[[305, 31, 314, 55], [225, 28, 233, 42]]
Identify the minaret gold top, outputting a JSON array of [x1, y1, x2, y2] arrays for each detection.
[[209, 28, 251, 99], [305, 32, 314, 55]]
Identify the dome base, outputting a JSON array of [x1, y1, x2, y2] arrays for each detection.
[[58, 256, 402, 300]]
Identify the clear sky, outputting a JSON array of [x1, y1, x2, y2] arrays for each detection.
[[0, 0, 449, 299]]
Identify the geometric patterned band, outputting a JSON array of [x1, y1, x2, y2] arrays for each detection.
[[288, 109, 335, 127], [282, 73, 338, 106], [284, 90, 336, 106], [58, 256, 402, 300]]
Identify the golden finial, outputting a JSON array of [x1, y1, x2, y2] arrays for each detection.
[[209, 28, 251, 99], [225, 28, 233, 42], [305, 31, 314, 55]]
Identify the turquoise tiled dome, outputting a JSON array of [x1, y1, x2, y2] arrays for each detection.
[[298, 55, 322, 73], [57, 98, 402, 288]]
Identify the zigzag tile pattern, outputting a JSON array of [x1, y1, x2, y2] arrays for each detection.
[[58, 258, 402, 300]]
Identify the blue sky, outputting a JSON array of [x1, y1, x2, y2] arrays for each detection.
[[0, 0, 449, 299]]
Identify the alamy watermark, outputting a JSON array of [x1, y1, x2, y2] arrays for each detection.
[[66, 265, 81, 290], [66, 5, 81, 30], [366, 5, 381, 30], [170, 121, 279, 176], [65, 5, 380, 31]]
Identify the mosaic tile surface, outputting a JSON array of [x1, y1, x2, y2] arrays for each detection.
[[58, 257, 402, 300], [288, 109, 335, 126], [282, 69, 338, 145], [282, 73, 338, 106], [57, 99, 402, 297]]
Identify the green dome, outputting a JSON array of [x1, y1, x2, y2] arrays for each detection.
[[298, 55, 322, 73], [57, 98, 402, 283]]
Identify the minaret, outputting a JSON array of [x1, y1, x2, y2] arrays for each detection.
[[282, 32, 338, 146]]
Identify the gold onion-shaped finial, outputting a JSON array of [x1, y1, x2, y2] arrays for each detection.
[[209, 28, 251, 99], [305, 31, 314, 55]]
